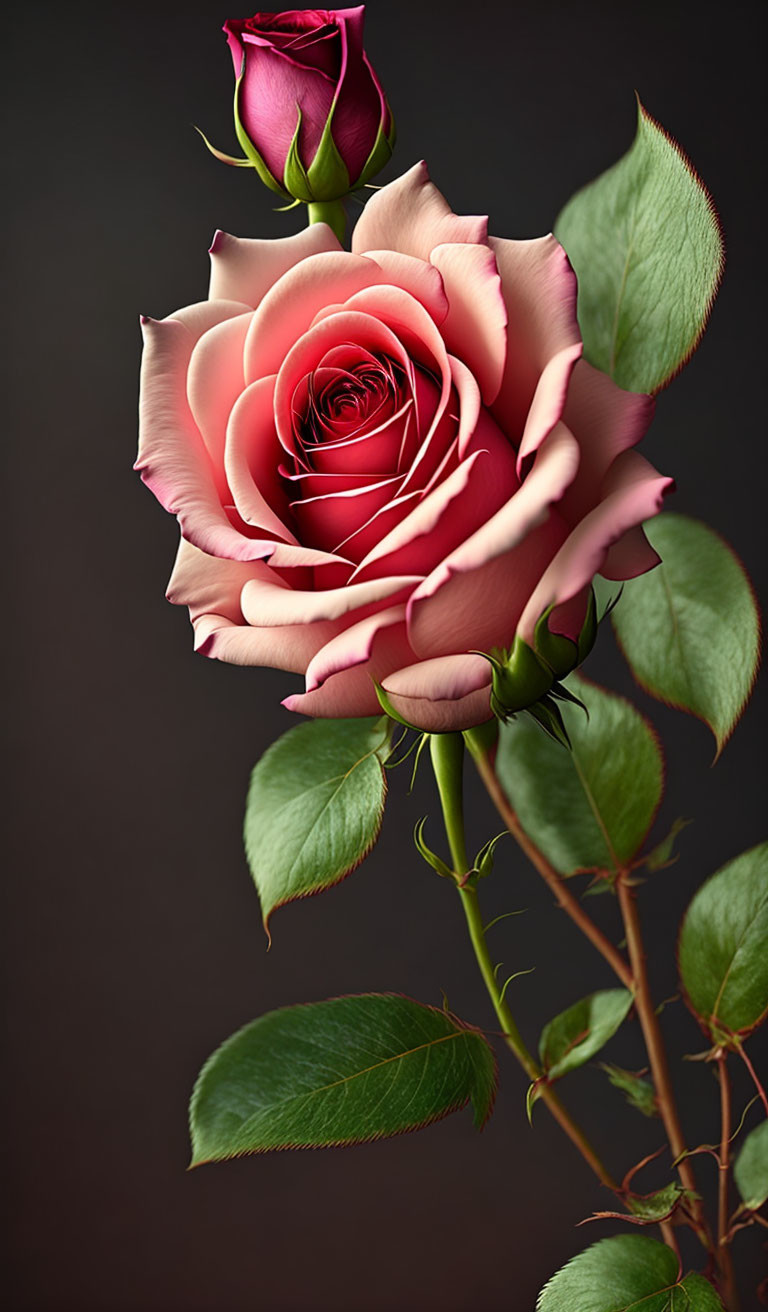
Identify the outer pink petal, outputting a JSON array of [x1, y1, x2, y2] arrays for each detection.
[[243, 251, 380, 383], [224, 376, 298, 541], [187, 311, 252, 495], [518, 450, 674, 644], [363, 250, 449, 323], [136, 309, 267, 560], [490, 234, 581, 445], [405, 425, 580, 657], [381, 655, 493, 732], [208, 225, 342, 308], [430, 243, 507, 404], [166, 538, 269, 620], [515, 343, 583, 477], [195, 614, 339, 670], [412, 423, 579, 594], [406, 515, 569, 660], [304, 604, 409, 691], [558, 360, 656, 524], [240, 572, 420, 627], [283, 613, 414, 718], [351, 162, 488, 262]]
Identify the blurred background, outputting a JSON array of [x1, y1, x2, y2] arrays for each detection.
[[3, 1, 766, 1307]]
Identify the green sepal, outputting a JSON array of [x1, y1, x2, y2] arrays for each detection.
[[356, 109, 396, 188], [194, 125, 255, 167], [233, 72, 289, 197], [373, 679, 419, 730], [282, 108, 314, 202], [306, 109, 351, 201], [480, 636, 553, 718], [524, 695, 572, 749], [414, 817, 454, 881], [534, 609, 578, 679]]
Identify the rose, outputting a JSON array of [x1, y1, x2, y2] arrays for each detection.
[[224, 7, 394, 202], [137, 163, 672, 732]]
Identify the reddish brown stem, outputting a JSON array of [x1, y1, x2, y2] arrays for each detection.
[[471, 746, 633, 989], [616, 874, 712, 1254], [717, 1054, 740, 1311], [736, 1042, 768, 1117]]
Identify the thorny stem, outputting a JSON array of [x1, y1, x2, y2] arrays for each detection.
[[430, 734, 619, 1195], [717, 1053, 740, 1311], [616, 873, 713, 1255], [467, 730, 715, 1257], [467, 738, 633, 989]]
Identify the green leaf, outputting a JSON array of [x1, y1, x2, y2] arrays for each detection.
[[244, 717, 389, 934], [627, 1182, 687, 1222], [540, 989, 633, 1080], [600, 1063, 657, 1117], [189, 994, 498, 1163], [537, 1235, 724, 1312], [497, 675, 663, 875], [555, 98, 723, 392], [679, 842, 768, 1041], [611, 515, 760, 757], [734, 1118, 768, 1211]]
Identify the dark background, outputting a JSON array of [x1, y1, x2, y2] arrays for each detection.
[[4, 2, 767, 1308]]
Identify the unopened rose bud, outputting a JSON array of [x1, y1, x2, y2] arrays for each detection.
[[223, 6, 394, 210]]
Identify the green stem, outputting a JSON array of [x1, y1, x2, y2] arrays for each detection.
[[717, 1053, 740, 1311], [429, 733, 619, 1194], [307, 199, 346, 244]]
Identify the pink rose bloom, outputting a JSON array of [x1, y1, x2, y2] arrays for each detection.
[[136, 164, 672, 731], [224, 7, 393, 196]]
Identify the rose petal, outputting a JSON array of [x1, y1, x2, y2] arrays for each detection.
[[304, 603, 409, 691], [352, 161, 488, 261], [558, 360, 656, 524], [240, 571, 420, 626], [364, 249, 450, 323], [243, 251, 380, 383], [293, 476, 402, 553], [136, 310, 272, 560], [187, 312, 252, 497], [430, 243, 507, 404], [224, 376, 298, 541], [407, 515, 569, 660], [208, 224, 342, 308], [517, 450, 674, 644], [381, 654, 493, 732], [353, 409, 518, 584], [274, 310, 418, 458], [515, 342, 583, 477], [490, 234, 581, 445], [405, 424, 580, 656], [283, 612, 414, 718]]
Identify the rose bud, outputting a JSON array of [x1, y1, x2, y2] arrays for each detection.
[[222, 6, 394, 220]]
